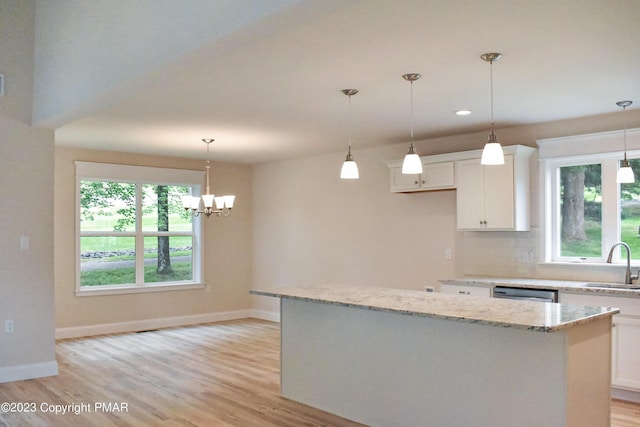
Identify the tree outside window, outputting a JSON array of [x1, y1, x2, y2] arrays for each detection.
[[80, 180, 195, 287]]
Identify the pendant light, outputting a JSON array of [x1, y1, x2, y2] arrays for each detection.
[[340, 89, 359, 179], [616, 100, 634, 183], [401, 73, 423, 175], [480, 53, 504, 165]]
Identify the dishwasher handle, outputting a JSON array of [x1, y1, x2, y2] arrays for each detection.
[[493, 294, 553, 303]]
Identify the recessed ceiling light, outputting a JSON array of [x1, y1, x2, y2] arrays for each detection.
[[455, 110, 472, 116]]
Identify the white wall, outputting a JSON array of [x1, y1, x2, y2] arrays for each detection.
[[252, 143, 462, 313], [0, 0, 57, 382], [0, 0, 34, 124], [31, 0, 314, 127]]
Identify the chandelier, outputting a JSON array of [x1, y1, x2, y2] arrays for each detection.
[[182, 138, 235, 217]]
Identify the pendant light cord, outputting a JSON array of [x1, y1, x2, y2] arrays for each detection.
[[489, 58, 495, 135], [623, 103, 628, 161], [410, 79, 415, 149], [348, 93, 353, 155]]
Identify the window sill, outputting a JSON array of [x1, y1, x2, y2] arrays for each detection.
[[75, 282, 205, 297], [542, 260, 640, 268]]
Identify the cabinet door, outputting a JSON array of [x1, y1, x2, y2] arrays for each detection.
[[483, 155, 515, 229], [456, 159, 485, 229], [389, 167, 422, 192], [422, 162, 455, 190], [612, 316, 640, 390]]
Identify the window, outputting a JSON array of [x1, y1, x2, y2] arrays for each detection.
[[76, 162, 204, 295], [539, 130, 640, 264]]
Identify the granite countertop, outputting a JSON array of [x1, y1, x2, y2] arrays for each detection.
[[440, 277, 640, 297], [250, 286, 619, 333]]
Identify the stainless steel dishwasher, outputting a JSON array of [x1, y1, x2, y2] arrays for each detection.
[[492, 286, 558, 303]]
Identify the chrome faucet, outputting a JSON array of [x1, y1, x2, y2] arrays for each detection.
[[607, 242, 638, 285]]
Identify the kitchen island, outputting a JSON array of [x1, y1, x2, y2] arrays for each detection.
[[250, 286, 619, 427]]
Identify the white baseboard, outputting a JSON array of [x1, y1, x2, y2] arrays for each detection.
[[250, 309, 280, 323], [0, 361, 59, 384], [55, 309, 280, 340], [612, 387, 640, 403], [55, 309, 253, 339]]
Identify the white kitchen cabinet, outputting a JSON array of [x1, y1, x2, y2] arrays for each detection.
[[559, 292, 640, 393], [440, 283, 491, 297], [612, 316, 640, 390], [389, 161, 455, 192], [455, 145, 535, 231]]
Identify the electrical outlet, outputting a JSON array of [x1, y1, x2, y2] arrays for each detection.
[[444, 248, 452, 260], [5, 320, 14, 333]]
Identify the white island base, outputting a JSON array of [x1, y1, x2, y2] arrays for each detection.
[[277, 295, 613, 427]]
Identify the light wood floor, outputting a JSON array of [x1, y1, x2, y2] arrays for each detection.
[[0, 319, 638, 427]]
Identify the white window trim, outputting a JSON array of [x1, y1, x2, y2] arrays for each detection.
[[75, 161, 205, 296], [537, 128, 640, 266]]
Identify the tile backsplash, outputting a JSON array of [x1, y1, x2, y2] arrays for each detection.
[[463, 228, 539, 278], [461, 227, 624, 283]]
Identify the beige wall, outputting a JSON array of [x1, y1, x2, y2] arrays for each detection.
[[54, 147, 252, 328]]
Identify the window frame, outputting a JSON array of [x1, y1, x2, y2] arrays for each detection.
[[75, 161, 205, 296], [538, 128, 640, 266]]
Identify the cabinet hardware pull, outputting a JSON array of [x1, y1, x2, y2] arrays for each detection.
[[421, 180, 426, 184], [414, 181, 419, 185], [459, 291, 470, 295]]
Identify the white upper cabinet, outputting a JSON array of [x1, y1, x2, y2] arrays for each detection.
[[455, 145, 535, 231], [456, 156, 516, 230], [389, 161, 455, 192], [388, 145, 535, 231]]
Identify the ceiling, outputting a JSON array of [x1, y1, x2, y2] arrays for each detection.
[[44, 0, 640, 164]]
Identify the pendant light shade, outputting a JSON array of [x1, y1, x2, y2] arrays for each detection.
[[616, 100, 634, 184], [480, 132, 504, 165], [402, 146, 423, 174], [480, 53, 504, 165], [402, 73, 423, 175], [340, 156, 359, 179], [340, 89, 359, 179]]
